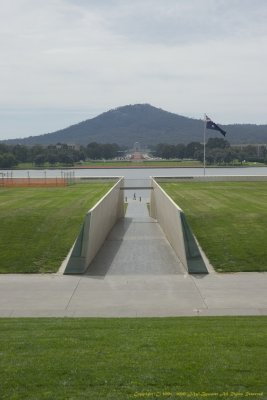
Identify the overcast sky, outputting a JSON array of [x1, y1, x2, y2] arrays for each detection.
[[1, 0, 267, 139]]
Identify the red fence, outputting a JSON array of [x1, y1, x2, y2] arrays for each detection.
[[0, 177, 67, 187]]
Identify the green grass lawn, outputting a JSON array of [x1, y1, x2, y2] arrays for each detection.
[[0, 183, 113, 273], [15, 160, 202, 168], [0, 317, 266, 400], [14, 160, 266, 169], [78, 160, 203, 167], [14, 160, 206, 168], [161, 181, 267, 272]]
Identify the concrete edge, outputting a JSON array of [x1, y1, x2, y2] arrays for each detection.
[[62, 177, 124, 274], [151, 177, 209, 274], [1, 308, 266, 318], [153, 175, 267, 182]]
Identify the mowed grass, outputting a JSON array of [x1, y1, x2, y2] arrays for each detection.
[[78, 160, 203, 167], [161, 181, 267, 272], [16, 160, 203, 168], [0, 317, 266, 400], [0, 183, 113, 273]]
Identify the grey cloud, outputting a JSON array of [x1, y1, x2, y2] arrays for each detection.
[[68, 0, 267, 45], [1, 0, 267, 138]]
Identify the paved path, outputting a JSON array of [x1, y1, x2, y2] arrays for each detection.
[[86, 201, 185, 276], [0, 200, 267, 317], [0, 272, 266, 317]]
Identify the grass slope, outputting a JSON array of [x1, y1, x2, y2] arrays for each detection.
[[16, 160, 203, 169], [162, 181, 267, 272], [15, 160, 266, 169], [0, 183, 113, 273], [0, 317, 266, 400], [77, 160, 203, 167]]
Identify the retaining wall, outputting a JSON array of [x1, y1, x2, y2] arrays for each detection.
[[63, 177, 124, 274], [150, 178, 208, 274]]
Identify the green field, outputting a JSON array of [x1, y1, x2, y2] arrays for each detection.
[[15, 160, 266, 169], [161, 181, 267, 272], [0, 317, 266, 400], [0, 183, 113, 273], [16, 160, 203, 168], [78, 160, 203, 167]]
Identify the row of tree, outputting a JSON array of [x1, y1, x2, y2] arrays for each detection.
[[1, 138, 267, 168], [152, 138, 267, 164], [0, 142, 123, 168]]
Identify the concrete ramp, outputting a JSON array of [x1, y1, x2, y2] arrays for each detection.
[[86, 201, 186, 276]]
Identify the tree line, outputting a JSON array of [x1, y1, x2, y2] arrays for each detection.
[[1, 138, 267, 168], [152, 138, 267, 165], [0, 142, 123, 168]]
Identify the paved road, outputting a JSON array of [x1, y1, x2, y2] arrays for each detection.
[[0, 200, 266, 317]]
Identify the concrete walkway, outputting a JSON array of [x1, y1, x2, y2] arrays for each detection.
[[86, 201, 185, 276], [0, 200, 267, 317]]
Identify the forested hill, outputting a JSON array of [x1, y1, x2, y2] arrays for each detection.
[[3, 104, 267, 146]]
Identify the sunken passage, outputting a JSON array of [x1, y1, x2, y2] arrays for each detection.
[[86, 201, 185, 276]]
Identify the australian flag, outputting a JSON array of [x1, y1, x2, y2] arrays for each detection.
[[205, 115, 226, 136]]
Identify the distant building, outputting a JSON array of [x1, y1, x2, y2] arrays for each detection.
[[67, 143, 81, 151], [134, 142, 140, 152], [55, 143, 81, 151]]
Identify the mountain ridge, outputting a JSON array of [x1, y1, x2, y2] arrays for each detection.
[[2, 104, 267, 146]]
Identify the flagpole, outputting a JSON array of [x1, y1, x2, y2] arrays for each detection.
[[203, 114, 206, 176]]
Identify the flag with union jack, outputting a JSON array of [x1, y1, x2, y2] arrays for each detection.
[[205, 115, 226, 136]]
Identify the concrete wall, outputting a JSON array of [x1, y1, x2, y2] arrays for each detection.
[[154, 175, 267, 183], [63, 177, 124, 274], [150, 179, 187, 270], [150, 178, 208, 274], [74, 176, 121, 183]]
